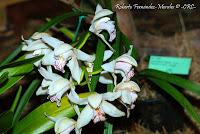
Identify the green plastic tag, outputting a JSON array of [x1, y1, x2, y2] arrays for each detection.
[[148, 56, 192, 75]]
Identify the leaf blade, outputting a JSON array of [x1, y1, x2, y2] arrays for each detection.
[[139, 69, 200, 96], [148, 77, 200, 125]]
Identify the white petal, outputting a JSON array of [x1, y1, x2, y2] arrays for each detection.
[[93, 5, 113, 21], [88, 93, 102, 109], [101, 60, 116, 73], [103, 50, 113, 61], [25, 53, 33, 59], [48, 78, 69, 96], [36, 86, 48, 96], [31, 32, 50, 40], [42, 51, 55, 65], [24, 40, 49, 51], [127, 45, 133, 56], [121, 90, 132, 105], [102, 92, 121, 101], [101, 101, 125, 117], [74, 49, 95, 62], [55, 117, 75, 134], [54, 44, 72, 56], [114, 81, 140, 92], [42, 36, 64, 49], [98, 34, 114, 51], [77, 105, 94, 129], [94, 17, 110, 30], [95, 4, 103, 14], [41, 79, 51, 87], [68, 89, 88, 105], [33, 60, 41, 67], [99, 71, 113, 84], [38, 67, 61, 81], [67, 57, 82, 84], [117, 54, 137, 67]]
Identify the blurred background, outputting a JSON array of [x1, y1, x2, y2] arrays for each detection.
[[0, 0, 200, 133]]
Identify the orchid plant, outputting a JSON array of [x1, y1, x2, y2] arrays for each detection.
[[1, 2, 200, 134]]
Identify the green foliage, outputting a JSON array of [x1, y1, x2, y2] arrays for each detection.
[[13, 93, 91, 134], [148, 77, 200, 124], [139, 69, 200, 96], [12, 79, 41, 126], [90, 38, 106, 91], [0, 76, 23, 95]]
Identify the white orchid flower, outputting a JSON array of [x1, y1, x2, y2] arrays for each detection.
[[114, 81, 140, 117], [101, 46, 137, 85], [22, 32, 53, 66], [36, 67, 73, 106], [68, 91, 124, 129], [45, 114, 80, 134], [42, 43, 95, 83], [89, 4, 116, 51]]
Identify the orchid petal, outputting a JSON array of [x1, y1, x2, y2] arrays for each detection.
[[55, 117, 75, 134], [54, 44, 72, 56], [74, 49, 95, 62], [42, 51, 55, 65], [36, 86, 48, 96], [101, 60, 116, 72], [101, 101, 125, 117], [31, 32, 50, 40], [99, 71, 113, 84], [97, 34, 114, 51], [121, 90, 132, 105], [93, 4, 113, 21], [42, 36, 64, 49], [114, 81, 140, 92], [127, 45, 133, 56], [117, 55, 137, 67], [41, 79, 51, 87], [68, 89, 88, 105], [77, 105, 94, 129], [103, 50, 113, 61], [88, 93, 102, 109], [25, 53, 33, 59], [24, 40, 49, 51], [48, 78, 69, 96], [102, 92, 121, 101], [67, 57, 82, 83], [33, 60, 41, 67], [38, 67, 61, 81]]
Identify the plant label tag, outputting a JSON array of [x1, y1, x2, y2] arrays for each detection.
[[148, 56, 192, 75]]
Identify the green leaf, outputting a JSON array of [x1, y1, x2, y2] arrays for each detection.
[[0, 64, 34, 77], [0, 72, 9, 85], [0, 55, 42, 70], [103, 122, 113, 134], [90, 39, 105, 91], [59, 27, 75, 40], [0, 76, 23, 95], [148, 77, 200, 125], [10, 86, 22, 112], [76, 32, 91, 49], [0, 44, 24, 66], [0, 111, 14, 133], [139, 69, 200, 96], [37, 11, 87, 32], [13, 93, 91, 134], [12, 79, 41, 126]]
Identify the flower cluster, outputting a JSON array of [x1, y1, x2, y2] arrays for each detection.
[[22, 4, 140, 134]]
